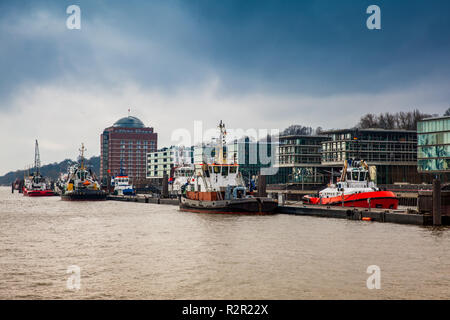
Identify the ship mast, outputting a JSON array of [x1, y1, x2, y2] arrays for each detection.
[[216, 120, 227, 164], [34, 140, 41, 176], [79, 143, 86, 170]]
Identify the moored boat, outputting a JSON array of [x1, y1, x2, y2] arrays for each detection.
[[111, 175, 135, 196], [61, 144, 106, 201], [179, 121, 278, 214], [303, 159, 398, 209], [23, 140, 55, 197]]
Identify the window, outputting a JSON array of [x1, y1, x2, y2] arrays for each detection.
[[222, 166, 228, 176]]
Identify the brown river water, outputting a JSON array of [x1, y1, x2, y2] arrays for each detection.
[[0, 187, 449, 299]]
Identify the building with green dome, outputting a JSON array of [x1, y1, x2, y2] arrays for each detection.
[[100, 115, 158, 184]]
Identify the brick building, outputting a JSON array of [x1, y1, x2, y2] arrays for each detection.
[[100, 116, 157, 184]]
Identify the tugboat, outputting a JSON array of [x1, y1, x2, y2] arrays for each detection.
[[22, 140, 55, 197], [61, 144, 106, 201], [111, 163, 135, 196], [303, 159, 398, 209], [179, 121, 278, 214]]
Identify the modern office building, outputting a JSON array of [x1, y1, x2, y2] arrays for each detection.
[[417, 116, 450, 173], [321, 128, 419, 184], [146, 146, 194, 180], [272, 134, 331, 185], [100, 116, 157, 184]]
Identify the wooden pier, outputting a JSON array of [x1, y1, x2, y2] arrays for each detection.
[[107, 194, 178, 205], [106, 195, 449, 226], [276, 204, 450, 226]]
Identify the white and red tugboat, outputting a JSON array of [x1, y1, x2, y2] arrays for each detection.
[[179, 121, 278, 214], [303, 159, 398, 209], [23, 140, 55, 197]]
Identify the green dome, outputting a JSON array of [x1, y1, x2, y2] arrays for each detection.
[[113, 116, 145, 128]]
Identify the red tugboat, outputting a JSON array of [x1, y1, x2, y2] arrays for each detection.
[[179, 121, 278, 214], [23, 140, 55, 197], [303, 159, 398, 209]]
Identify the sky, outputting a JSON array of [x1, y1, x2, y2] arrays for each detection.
[[1, 0, 450, 175]]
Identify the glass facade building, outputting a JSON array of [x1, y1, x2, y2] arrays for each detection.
[[417, 116, 450, 172], [272, 135, 331, 185], [321, 128, 420, 184]]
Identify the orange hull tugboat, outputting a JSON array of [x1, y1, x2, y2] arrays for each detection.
[[303, 159, 398, 209], [179, 121, 278, 214]]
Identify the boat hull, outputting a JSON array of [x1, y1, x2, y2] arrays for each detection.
[[303, 191, 398, 209], [61, 190, 107, 201], [23, 188, 55, 197], [179, 195, 278, 214]]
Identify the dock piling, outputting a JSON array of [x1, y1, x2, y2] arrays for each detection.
[[162, 173, 169, 199], [258, 175, 267, 197], [432, 178, 442, 226]]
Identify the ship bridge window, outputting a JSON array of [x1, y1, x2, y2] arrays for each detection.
[[213, 166, 220, 174], [222, 166, 228, 176], [230, 166, 237, 174], [346, 172, 351, 181], [360, 172, 367, 181], [352, 172, 359, 181]]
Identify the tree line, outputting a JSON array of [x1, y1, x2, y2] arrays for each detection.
[[282, 108, 448, 136]]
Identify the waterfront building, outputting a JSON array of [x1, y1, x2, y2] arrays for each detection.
[[146, 146, 194, 180], [321, 128, 420, 184], [100, 116, 157, 184], [272, 134, 331, 185], [417, 116, 450, 174]]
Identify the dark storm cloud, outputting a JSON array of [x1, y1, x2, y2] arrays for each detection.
[[1, 0, 450, 107]]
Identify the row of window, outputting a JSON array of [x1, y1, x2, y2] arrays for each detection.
[[322, 152, 416, 162], [323, 142, 416, 152], [418, 132, 450, 146], [418, 118, 450, 134], [418, 158, 450, 171], [279, 146, 321, 154], [279, 156, 321, 164], [148, 164, 173, 169], [280, 138, 324, 146], [418, 145, 450, 159], [329, 133, 416, 142]]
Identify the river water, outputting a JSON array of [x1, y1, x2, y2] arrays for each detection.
[[0, 187, 449, 299]]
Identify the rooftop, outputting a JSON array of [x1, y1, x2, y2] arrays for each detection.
[[113, 116, 145, 128], [419, 115, 450, 122], [323, 128, 416, 134]]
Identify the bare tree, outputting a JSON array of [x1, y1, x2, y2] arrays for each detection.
[[282, 125, 314, 136], [357, 109, 432, 130], [444, 107, 450, 116]]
